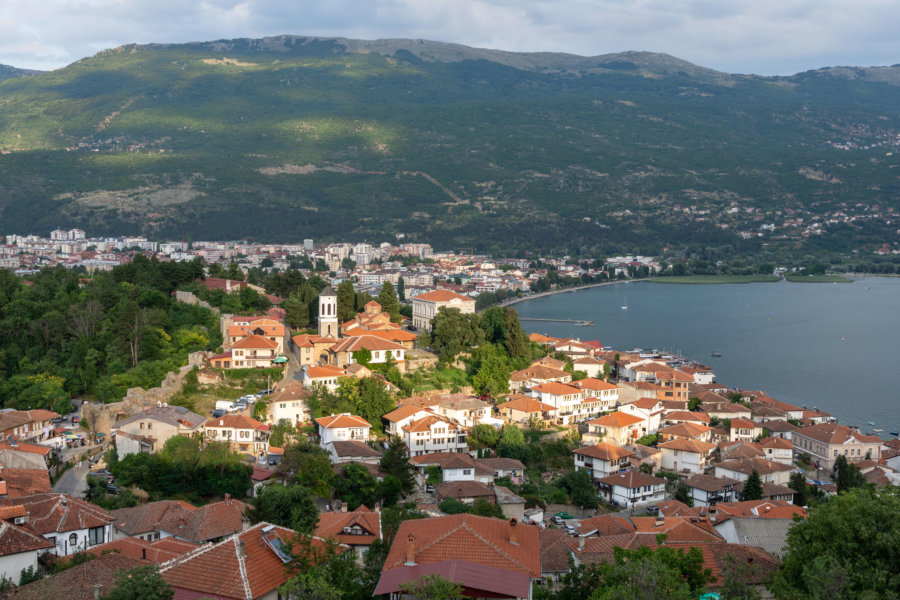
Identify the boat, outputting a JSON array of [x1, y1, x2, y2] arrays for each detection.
[[867, 421, 876, 426], [621, 296, 628, 310], [710, 351, 722, 358], [873, 429, 883, 433], [890, 432, 899, 437]]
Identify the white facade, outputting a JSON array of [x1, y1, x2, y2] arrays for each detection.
[[318, 287, 339, 338], [45, 524, 113, 556], [0, 550, 41, 586]]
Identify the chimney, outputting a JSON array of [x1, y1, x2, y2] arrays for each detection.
[[509, 518, 518, 546], [578, 534, 585, 550], [93, 585, 103, 600], [225, 493, 232, 505], [239, 540, 246, 557], [405, 533, 416, 566]]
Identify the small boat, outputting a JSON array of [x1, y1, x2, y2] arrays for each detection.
[[873, 429, 883, 433], [890, 431, 899, 437], [710, 351, 722, 358], [867, 421, 876, 426], [621, 296, 628, 310]]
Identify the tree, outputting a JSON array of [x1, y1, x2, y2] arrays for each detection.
[[788, 472, 809, 507], [833, 454, 865, 493], [772, 488, 900, 599], [332, 463, 380, 510], [467, 424, 501, 449], [497, 424, 531, 463], [438, 498, 469, 515], [377, 282, 401, 323], [559, 469, 600, 509], [673, 481, 694, 507], [100, 565, 173, 600], [380, 436, 416, 496], [399, 574, 465, 600], [246, 484, 319, 534], [397, 276, 406, 302], [469, 498, 505, 519], [718, 552, 763, 600], [430, 307, 485, 361], [742, 469, 763, 501], [336, 280, 356, 321], [687, 396, 702, 411], [284, 294, 310, 329]]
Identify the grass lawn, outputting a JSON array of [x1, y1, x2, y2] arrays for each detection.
[[168, 367, 282, 417], [648, 275, 780, 284], [785, 274, 853, 283], [404, 366, 471, 393]]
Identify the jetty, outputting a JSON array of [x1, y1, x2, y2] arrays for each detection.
[[519, 317, 595, 327]]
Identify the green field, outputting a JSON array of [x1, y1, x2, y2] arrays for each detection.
[[648, 275, 781, 284], [784, 275, 853, 283]]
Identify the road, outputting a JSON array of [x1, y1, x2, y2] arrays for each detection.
[[52, 460, 90, 499]]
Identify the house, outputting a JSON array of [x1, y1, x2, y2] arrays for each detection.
[[428, 394, 494, 428], [402, 414, 468, 457], [315, 414, 372, 449], [409, 452, 493, 485], [497, 395, 556, 425], [86, 536, 199, 563], [791, 422, 881, 471], [203, 414, 269, 459], [411, 290, 476, 331], [572, 356, 605, 379], [683, 473, 741, 507], [715, 458, 794, 486], [158, 495, 249, 544], [572, 378, 620, 412], [584, 412, 645, 446], [657, 438, 718, 475], [226, 318, 286, 355], [112, 406, 206, 457], [758, 436, 794, 465], [328, 335, 407, 370], [110, 500, 196, 541], [678, 364, 715, 385], [528, 381, 587, 425], [300, 364, 347, 391], [315, 506, 382, 559], [250, 465, 275, 498], [160, 523, 338, 600], [729, 418, 763, 442], [657, 421, 713, 443], [703, 402, 752, 421], [595, 470, 667, 509], [265, 380, 310, 427], [619, 397, 664, 435], [623, 443, 662, 474], [478, 457, 526, 482], [714, 516, 798, 558], [376, 514, 541, 599], [327, 440, 383, 465], [508, 364, 572, 393], [10, 553, 146, 600], [0, 410, 61, 443], [4, 493, 114, 556], [382, 405, 432, 436], [660, 410, 711, 427], [230, 334, 279, 368], [434, 480, 497, 505], [0, 519, 55, 585], [573, 443, 635, 481], [493, 485, 527, 521], [733, 480, 797, 503], [719, 440, 765, 462]]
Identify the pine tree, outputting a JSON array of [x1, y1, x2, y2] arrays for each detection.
[[742, 469, 764, 501], [336, 280, 356, 321], [397, 276, 406, 302], [284, 295, 309, 329], [377, 282, 401, 323]]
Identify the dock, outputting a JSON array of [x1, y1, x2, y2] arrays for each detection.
[[519, 317, 595, 327]]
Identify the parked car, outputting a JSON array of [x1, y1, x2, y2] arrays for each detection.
[[551, 515, 563, 525], [212, 409, 227, 418], [88, 470, 114, 481], [72, 416, 81, 424], [257, 389, 274, 397], [555, 512, 574, 520], [645, 505, 660, 515], [106, 482, 121, 494], [564, 524, 578, 535]]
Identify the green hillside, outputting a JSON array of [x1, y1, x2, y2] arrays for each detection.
[[0, 36, 898, 258]]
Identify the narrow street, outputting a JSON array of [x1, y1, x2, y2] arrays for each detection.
[[52, 460, 90, 499]]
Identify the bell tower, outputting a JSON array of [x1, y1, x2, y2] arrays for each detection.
[[318, 286, 338, 338]]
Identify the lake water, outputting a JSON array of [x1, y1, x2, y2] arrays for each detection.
[[513, 277, 900, 435]]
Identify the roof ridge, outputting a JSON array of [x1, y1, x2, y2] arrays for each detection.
[[459, 518, 530, 575], [234, 534, 253, 600]]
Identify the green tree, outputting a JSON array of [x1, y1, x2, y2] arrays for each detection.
[[332, 463, 380, 510], [438, 498, 470, 515], [399, 574, 465, 600], [772, 488, 900, 599], [471, 349, 511, 399], [467, 424, 501, 449], [788, 472, 809, 507], [397, 276, 406, 302], [497, 424, 531, 463], [430, 307, 485, 362], [673, 481, 694, 507], [469, 498, 505, 519], [718, 552, 763, 600], [380, 436, 416, 496], [225, 262, 244, 281], [559, 469, 600, 509], [246, 484, 319, 534], [284, 294, 310, 329], [100, 565, 173, 600], [336, 281, 356, 321], [584, 545, 712, 600], [742, 469, 764, 501], [377, 282, 401, 323], [687, 396, 702, 411], [833, 454, 865, 493]]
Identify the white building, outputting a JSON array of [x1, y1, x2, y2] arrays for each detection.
[[595, 470, 667, 509], [314, 413, 372, 449], [411, 289, 475, 331]]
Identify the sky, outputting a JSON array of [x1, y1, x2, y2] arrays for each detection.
[[1, 0, 898, 75]]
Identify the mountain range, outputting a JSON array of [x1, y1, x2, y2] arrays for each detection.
[[0, 36, 898, 258]]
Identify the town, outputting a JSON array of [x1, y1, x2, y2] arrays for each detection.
[[0, 230, 895, 600]]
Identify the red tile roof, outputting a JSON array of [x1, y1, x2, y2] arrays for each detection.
[[658, 438, 718, 453], [1, 468, 52, 497], [588, 412, 645, 428], [573, 378, 618, 392], [110, 500, 196, 536], [531, 381, 583, 396], [157, 497, 249, 543], [384, 514, 541, 578], [231, 334, 278, 350], [0, 521, 54, 556], [498, 396, 556, 414], [205, 414, 266, 431], [330, 335, 406, 353], [596, 470, 667, 489], [574, 442, 636, 461], [86, 535, 198, 563], [2, 493, 113, 534], [11, 553, 146, 600], [315, 506, 382, 546], [315, 414, 372, 429], [413, 290, 474, 303]]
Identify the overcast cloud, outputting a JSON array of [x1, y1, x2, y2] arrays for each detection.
[[0, 0, 898, 75]]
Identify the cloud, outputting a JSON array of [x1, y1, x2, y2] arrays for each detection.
[[1, 0, 899, 75]]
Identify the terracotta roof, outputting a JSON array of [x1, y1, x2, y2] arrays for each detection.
[[86, 536, 198, 563], [684, 473, 742, 493], [574, 442, 636, 461], [657, 500, 701, 518], [0, 439, 52, 456], [719, 441, 765, 460], [658, 422, 711, 439], [658, 438, 718, 453], [161, 523, 337, 599], [231, 334, 279, 350], [375, 559, 531, 598], [730, 418, 757, 430], [574, 378, 618, 392], [358, 329, 419, 343], [629, 516, 722, 542], [596, 470, 667, 489], [497, 396, 556, 414], [113, 406, 206, 431], [757, 436, 793, 450], [403, 415, 459, 434], [383, 514, 541, 578], [0, 520, 54, 556], [662, 410, 711, 424], [329, 440, 382, 459], [330, 335, 406, 353], [627, 397, 661, 410], [157, 497, 249, 543], [315, 414, 372, 430], [305, 365, 347, 378], [539, 528, 571, 573], [531, 381, 583, 396], [509, 365, 570, 382], [793, 422, 881, 445], [205, 414, 266, 431], [434, 481, 495, 500], [11, 553, 146, 600], [575, 514, 635, 537], [315, 506, 382, 546], [477, 457, 526, 471], [716, 458, 794, 476], [110, 500, 196, 536], [1, 468, 52, 497], [1, 493, 113, 534], [762, 420, 799, 433], [291, 333, 338, 348], [413, 290, 474, 303], [383, 405, 427, 423], [588, 412, 645, 428], [0, 504, 27, 520], [711, 500, 807, 520], [409, 452, 491, 474]]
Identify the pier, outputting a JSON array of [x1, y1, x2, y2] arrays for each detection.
[[519, 317, 594, 327]]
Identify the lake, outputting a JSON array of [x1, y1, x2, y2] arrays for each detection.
[[512, 277, 900, 435]]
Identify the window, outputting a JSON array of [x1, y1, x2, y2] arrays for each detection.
[[69, 533, 78, 548], [148, 422, 152, 429], [139, 422, 144, 429], [463, 469, 472, 475]]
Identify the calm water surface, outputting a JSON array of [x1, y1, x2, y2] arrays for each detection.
[[514, 277, 900, 435]]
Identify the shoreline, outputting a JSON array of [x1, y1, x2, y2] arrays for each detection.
[[494, 279, 646, 309]]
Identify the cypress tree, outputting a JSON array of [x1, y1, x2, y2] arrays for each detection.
[[742, 469, 764, 501]]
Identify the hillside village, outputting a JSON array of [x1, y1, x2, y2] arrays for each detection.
[[0, 254, 898, 599]]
